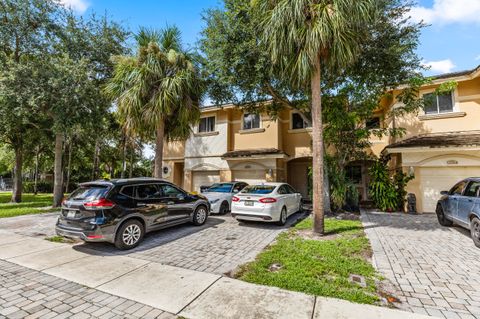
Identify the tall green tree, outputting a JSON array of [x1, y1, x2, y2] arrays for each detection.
[[0, 0, 58, 202], [106, 27, 204, 178], [202, 0, 422, 234]]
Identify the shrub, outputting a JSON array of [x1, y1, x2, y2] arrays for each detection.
[[23, 181, 54, 193]]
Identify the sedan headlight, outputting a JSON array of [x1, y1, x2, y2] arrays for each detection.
[[209, 198, 220, 204]]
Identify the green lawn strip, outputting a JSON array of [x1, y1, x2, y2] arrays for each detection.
[[0, 193, 59, 218], [237, 217, 380, 304]]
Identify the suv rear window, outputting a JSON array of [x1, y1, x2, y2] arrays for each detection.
[[240, 185, 275, 194], [69, 185, 109, 201]]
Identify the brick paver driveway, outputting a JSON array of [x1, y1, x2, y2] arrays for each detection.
[[362, 210, 480, 319], [1, 212, 305, 275]]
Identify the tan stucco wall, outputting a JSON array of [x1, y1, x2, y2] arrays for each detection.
[[230, 109, 280, 150], [163, 140, 185, 159]]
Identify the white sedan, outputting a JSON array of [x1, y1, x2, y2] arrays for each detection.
[[202, 182, 249, 214], [231, 182, 302, 225]]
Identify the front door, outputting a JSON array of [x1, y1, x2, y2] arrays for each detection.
[[135, 184, 168, 227]]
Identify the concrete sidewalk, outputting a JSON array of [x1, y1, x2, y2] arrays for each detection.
[[0, 230, 434, 319]]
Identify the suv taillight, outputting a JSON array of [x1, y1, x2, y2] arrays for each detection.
[[84, 198, 115, 210], [259, 197, 277, 203], [232, 196, 240, 202]]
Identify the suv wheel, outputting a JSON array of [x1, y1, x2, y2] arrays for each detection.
[[115, 219, 144, 250], [470, 217, 480, 248], [192, 205, 208, 226], [436, 204, 453, 227]]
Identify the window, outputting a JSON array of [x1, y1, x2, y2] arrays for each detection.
[[205, 183, 234, 193], [69, 185, 109, 201], [160, 184, 184, 198], [278, 185, 289, 194], [423, 92, 454, 114], [464, 181, 480, 197], [243, 113, 261, 130], [233, 183, 247, 193], [286, 185, 297, 194], [346, 165, 362, 184], [241, 185, 275, 194], [120, 186, 135, 198], [198, 116, 215, 133], [365, 117, 381, 129], [136, 184, 160, 199], [291, 113, 311, 130], [450, 181, 467, 196]]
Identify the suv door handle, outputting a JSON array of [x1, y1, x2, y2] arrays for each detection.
[[137, 202, 147, 207], [167, 201, 175, 205]]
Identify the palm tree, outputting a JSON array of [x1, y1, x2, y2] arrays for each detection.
[[253, 0, 378, 234], [106, 26, 203, 178]]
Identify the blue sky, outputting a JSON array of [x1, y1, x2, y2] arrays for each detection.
[[64, 0, 480, 75]]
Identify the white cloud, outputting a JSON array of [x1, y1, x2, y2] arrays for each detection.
[[58, 0, 89, 13], [409, 0, 480, 25], [422, 59, 456, 74]]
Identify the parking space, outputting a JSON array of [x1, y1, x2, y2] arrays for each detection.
[[362, 210, 480, 319], [1, 211, 306, 275]]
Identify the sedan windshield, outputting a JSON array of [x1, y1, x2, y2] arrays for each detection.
[[205, 183, 234, 193], [241, 185, 275, 194]]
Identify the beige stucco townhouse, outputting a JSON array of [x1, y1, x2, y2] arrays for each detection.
[[162, 64, 480, 213]]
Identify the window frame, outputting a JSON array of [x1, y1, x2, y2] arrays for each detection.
[[198, 115, 216, 133], [449, 181, 467, 196], [290, 111, 311, 130], [365, 117, 381, 129], [242, 113, 261, 130], [135, 184, 162, 200], [464, 181, 480, 197], [422, 91, 455, 115], [159, 183, 186, 198]]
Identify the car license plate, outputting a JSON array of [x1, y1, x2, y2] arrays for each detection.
[[66, 210, 76, 218], [244, 200, 254, 206]]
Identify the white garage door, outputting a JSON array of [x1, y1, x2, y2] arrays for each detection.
[[233, 170, 266, 185], [192, 171, 220, 193], [419, 167, 480, 212]]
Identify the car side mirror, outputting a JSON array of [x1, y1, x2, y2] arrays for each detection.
[[440, 191, 449, 196]]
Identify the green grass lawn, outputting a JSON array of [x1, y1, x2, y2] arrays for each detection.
[[0, 193, 59, 218], [236, 217, 381, 304]]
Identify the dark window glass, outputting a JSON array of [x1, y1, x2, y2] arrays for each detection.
[[438, 93, 453, 113], [278, 185, 288, 194], [287, 185, 297, 194], [160, 184, 184, 198], [243, 113, 260, 130], [69, 185, 109, 201], [366, 117, 381, 129], [198, 116, 215, 133], [136, 184, 160, 199], [450, 181, 467, 195], [241, 185, 275, 194], [291, 113, 311, 130], [423, 92, 453, 114], [464, 181, 480, 197], [346, 165, 362, 184], [120, 186, 135, 197]]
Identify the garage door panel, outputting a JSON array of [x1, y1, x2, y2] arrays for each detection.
[[419, 167, 479, 213], [192, 171, 220, 193], [233, 170, 266, 185]]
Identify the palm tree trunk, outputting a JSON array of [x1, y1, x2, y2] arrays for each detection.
[[65, 139, 72, 193], [11, 144, 23, 203], [53, 132, 64, 207], [154, 120, 165, 178], [311, 57, 325, 234]]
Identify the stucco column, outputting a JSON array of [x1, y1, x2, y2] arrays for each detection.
[[220, 170, 232, 182], [184, 170, 192, 192]]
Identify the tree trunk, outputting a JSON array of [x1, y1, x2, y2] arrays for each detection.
[[311, 57, 325, 234], [53, 132, 64, 207], [11, 145, 23, 203], [65, 139, 72, 193], [154, 120, 165, 179], [92, 140, 100, 180], [34, 146, 40, 195], [129, 147, 134, 178]]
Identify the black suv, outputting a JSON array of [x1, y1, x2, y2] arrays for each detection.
[[56, 178, 210, 249]]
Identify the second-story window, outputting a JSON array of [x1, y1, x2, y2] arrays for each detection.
[[291, 113, 311, 130], [365, 117, 381, 129], [198, 116, 215, 133], [243, 113, 261, 130], [423, 92, 454, 114]]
